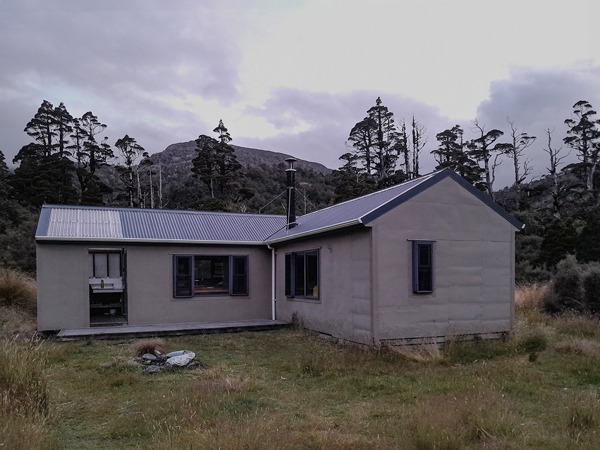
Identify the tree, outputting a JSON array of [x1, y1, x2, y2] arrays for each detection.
[[78, 112, 113, 175], [505, 118, 535, 186], [332, 152, 376, 203], [53, 102, 74, 158], [115, 135, 147, 207], [542, 128, 571, 217], [346, 97, 405, 188], [432, 125, 484, 189], [23, 100, 56, 157], [564, 100, 600, 192], [467, 120, 511, 198], [191, 120, 242, 204], [410, 116, 427, 179], [0, 149, 9, 199], [13, 102, 78, 206]]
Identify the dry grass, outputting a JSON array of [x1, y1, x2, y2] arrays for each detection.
[[0, 267, 37, 314], [0, 337, 55, 450], [0, 305, 37, 339], [555, 338, 600, 357], [385, 338, 442, 362], [516, 283, 548, 323], [130, 338, 166, 356]]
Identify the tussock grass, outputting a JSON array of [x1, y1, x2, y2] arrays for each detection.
[[516, 282, 548, 323], [0, 267, 37, 314], [4, 308, 600, 449], [130, 338, 166, 356], [0, 337, 55, 450], [555, 338, 600, 357]]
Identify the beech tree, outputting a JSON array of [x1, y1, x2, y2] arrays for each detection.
[[53, 102, 74, 158], [542, 128, 571, 217], [192, 120, 241, 202], [13, 101, 78, 206], [23, 100, 57, 157], [410, 116, 426, 179], [564, 100, 600, 192], [115, 135, 147, 207], [432, 125, 483, 189], [0, 149, 9, 199], [346, 97, 405, 187], [467, 120, 511, 198], [505, 118, 535, 186]]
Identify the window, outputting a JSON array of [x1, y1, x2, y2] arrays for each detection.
[[412, 241, 433, 294], [173, 255, 248, 298], [285, 250, 319, 299], [89, 250, 122, 278]]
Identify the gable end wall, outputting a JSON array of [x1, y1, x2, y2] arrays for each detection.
[[371, 177, 516, 341]]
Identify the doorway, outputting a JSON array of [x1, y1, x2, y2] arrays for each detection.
[[88, 248, 127, 326]]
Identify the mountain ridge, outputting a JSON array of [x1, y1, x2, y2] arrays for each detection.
[[150, 141, 332, 174]]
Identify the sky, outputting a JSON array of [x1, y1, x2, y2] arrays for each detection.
[[1, 0, 600, 188]]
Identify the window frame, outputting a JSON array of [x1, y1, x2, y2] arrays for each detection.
[[173, 254, 249, 298], [285, 249, 320, 300], [412, 241, 434, 294], [412, 240, 435, 295], [89, 249, 123, 278]]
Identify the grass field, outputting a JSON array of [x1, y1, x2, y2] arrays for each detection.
[[3, 284, 600, 449]]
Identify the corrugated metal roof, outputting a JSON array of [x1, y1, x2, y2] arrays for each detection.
[[265, 172, 438, 243], [36, 169, 523, 245], [265, 169, 523, 243], [36, 206, 286, 244]]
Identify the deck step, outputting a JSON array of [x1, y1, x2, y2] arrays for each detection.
[[56, 319, 290, 341]]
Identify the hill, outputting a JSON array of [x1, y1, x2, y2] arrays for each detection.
[[150, 141, 332, 174]]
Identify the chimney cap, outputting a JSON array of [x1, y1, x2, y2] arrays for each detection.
[[285, 157, 297, 170]]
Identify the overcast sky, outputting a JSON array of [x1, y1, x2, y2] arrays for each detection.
[[1, 0, 599, 187]]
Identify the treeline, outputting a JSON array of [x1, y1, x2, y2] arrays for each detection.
[[334, 97, 600, 281], [0, 101, 336, 271], [2, 97, 600, 279]]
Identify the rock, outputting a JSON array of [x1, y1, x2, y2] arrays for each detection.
[[166, 350, 195, 367], [142, 353, 157, 361], [145, 365, 162, 374]]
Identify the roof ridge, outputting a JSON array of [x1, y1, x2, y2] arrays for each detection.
[[297, 169, 441, 219], [41, 204, 286, 219]]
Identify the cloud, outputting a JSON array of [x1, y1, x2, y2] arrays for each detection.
[[239, 88, 456, 171], [476, 65, 600, 186]]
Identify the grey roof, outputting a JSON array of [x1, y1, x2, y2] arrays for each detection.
[[265, 168, 523, 243], [36, 169, 523, 245], [36, 205, 287, 244]]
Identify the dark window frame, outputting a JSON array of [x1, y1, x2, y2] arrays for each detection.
[[89, 249, 123, 278], [173, 254, 249, 298], [285, 249, 320, 300], [412, 241, 434, 294]]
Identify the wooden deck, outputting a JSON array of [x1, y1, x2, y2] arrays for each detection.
[[56, 319, 290, 341]]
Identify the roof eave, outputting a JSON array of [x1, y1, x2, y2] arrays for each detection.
[[35, 236, 267, 246], [265, 219, 364, 245]]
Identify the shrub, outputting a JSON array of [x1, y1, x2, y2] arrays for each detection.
[[0, 267, 37, 314], [583, 266, 600, 314], [543, 255, 584, 314]]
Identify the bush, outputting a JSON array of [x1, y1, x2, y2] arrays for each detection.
[[543, 255, 584, 314], [583, 267, 600, 314], [0, 267, 37, 314]]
